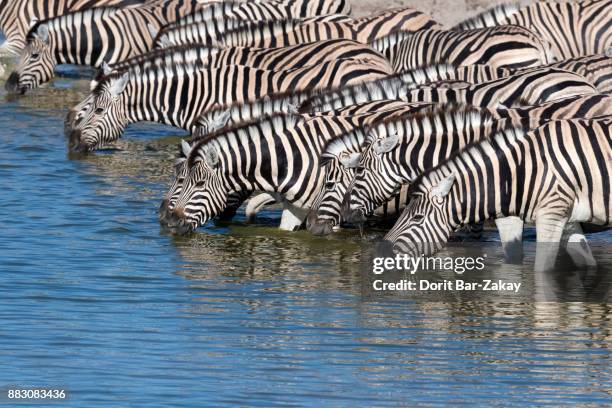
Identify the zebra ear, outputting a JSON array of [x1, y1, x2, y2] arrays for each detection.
[[339, 152, 362, 168], [101, 61, 113, 76], [109, 73, 129, 98], [372, 133, 399, 154], [204, 147, 219, 168], [36, 24, 50, 44], [181, 140, 192, 158], [147, 24, 159, 40], [211, 110, 231, 130], [431, 174, 456, 198]]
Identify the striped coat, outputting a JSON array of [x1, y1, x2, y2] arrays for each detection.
[[66, 59, 389, 151], [0, 0, 142, 56], [374, 25, 555, 71], [384, 119, 612, 271], [454, 0, 612, 59]]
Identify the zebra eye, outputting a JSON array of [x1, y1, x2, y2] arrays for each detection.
[[412, 214, 425, 222], [30, 53, 40, 60], [325, 182, 335, 190], [355, 167, 366, 176], [94, 107, 105, 115]]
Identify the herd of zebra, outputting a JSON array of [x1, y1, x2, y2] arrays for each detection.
[[1, 0, 611, 272]]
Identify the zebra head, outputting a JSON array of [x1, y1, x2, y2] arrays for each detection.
[[66, 73, 130, 152], [307, 130, 366, 235], [159, 140, 192, 223], [346, 127, 403, 223], [383, 174, 456, 256], [5, 23, 54, 94], [163, 143, 228, 235]]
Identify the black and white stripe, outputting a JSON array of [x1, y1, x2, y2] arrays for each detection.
[[454, 0, 612, 59], [0, 0, 141, 56], [384, 119, 611, 271], [65, 58, 389, 151], [373, 25, 555, 71], [5, 6, 162, 93]]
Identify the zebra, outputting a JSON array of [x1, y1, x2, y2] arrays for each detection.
[[155, 0, 350, 41], [372, 25, 555, 71], [92, 39, 392, 90], [65, 58, 389, 151], [310, 95, 612, 237], [454, 0, 612, 59], [403, 67, 598, 109], [299, 65, 598, 114], [183, 6, 440, 49], [383, 119, 612, 272], [0, 0, 142, 57], [154, 13, 354, 49], [5, 6, 163, 93]]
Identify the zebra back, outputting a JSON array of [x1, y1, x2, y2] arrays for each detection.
[[377, 25, 553, 72]]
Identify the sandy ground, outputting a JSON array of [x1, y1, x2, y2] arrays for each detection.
[[350, 0, 531, 27]]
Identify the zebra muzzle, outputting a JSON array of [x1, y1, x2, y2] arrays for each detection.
[[306, 211, 333, 236], [5, 72, 25, 94]]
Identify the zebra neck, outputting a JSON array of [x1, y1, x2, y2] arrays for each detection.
[[396, 120, 495, 183], [439, 136, 528, 227], [120, 84, 192, 130]]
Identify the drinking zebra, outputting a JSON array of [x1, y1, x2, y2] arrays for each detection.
[[0, 0, 142, 57], [65, 58, 389, 151], [383, 119, 611, 272], [161, 99, 431, 230], [92, 39, 392, 90], [454, 0, 612, 59], [6, 6, 163, 93], [372, 25, 555, 71]]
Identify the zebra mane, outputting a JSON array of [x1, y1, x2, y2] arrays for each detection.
[[299, 63, 466, 113], [409, 125, 526, 194], [321, 128, 367, 163], [453, 3, 520, 30], [365, 104, 492, 145], [200, 88, 308, 119], [163, 0, 240, 30], [101, 43, 219, 77], [26, 7, 121, 41], [216, 18, 304, 44], [187, 113, 304, 168], [94, 58, 209, 94]]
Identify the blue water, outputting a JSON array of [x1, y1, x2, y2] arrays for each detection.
[[1, 75, 611, 407]]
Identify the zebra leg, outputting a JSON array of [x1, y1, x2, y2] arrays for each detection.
[[279, 202, 308, 232], [534, 215, 568, 272], [245, 193, 278, 223], [562, 223, 597, 268], [495, 216, 524, 263]]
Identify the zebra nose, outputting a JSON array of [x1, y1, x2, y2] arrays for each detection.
[[5, 72, 21, 93], [68, 130, 87, 152]]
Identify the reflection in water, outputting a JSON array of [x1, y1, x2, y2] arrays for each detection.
[[0, 72, 611, 407]]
